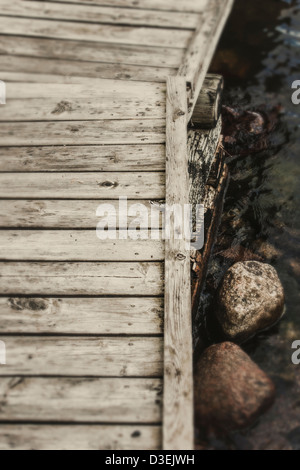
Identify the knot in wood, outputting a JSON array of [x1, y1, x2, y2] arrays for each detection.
[[176, 252, 186, 261], [173, 108, 185, 121]]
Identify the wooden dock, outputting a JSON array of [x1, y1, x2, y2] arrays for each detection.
[[0, 0, 233, 450]]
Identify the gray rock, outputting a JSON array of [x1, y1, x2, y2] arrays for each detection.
[[216, 261, 285, 342], [195, 342, 275, 435]]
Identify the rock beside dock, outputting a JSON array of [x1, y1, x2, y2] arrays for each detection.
[[194, 342, 275, 435], [216, 261, 285, 342]]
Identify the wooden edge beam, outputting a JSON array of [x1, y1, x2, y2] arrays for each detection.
[[163, 76, 194, 450], [178, 0, 234, 121], [191, 151, 229, 323]]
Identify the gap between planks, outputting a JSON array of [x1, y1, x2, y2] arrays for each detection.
[[0, 36, 185, 69], [0, 16, 192, 49]]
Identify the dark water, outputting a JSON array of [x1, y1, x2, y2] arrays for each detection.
[[198, 0, 300, 450]]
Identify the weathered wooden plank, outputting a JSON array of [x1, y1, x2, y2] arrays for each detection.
[[0, 173, 165, 199], [0, 36, 184, 68], [0, 16, 191, 48], [0, 200, 164, 228], [0, 120, 165, 146], [38, 0, 209, 14], [0, 297, 163, 335], [0, 377, 162, 422], [5, 80, 165, 99], [1, 98, 165, 121], [0, 0, 198, 29], [1, 81, 166, 121], [164, 77, 193, 450], [0, 262, 164, 296], [0, 231, 164, 261], [178, 0, 234, 120], [0, 424, 162, 450], [0, 57, 176, 83], [0, 146, 165, 172], [192, 160, 229, 331], [0, 199, 165, 228], [0, 337, 163, 377]]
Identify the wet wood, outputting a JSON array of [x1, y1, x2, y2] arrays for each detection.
[[164, 76, 193, 450], [0, 377, 162, 422], [0, 424, 162, 450], [189, 119, 222, 211], [0, 262, 164, 296], [0, 297, 163, 335], [0, 337, 163, 377], [191, 154, 229, 320]]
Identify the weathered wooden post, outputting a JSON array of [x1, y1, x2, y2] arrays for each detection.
[[188, 74, 229, 323]]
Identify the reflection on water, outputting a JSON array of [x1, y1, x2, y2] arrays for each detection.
[[199, 0, 300, 450]]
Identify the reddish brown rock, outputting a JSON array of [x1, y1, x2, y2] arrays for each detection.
[[195, 342, 275, 435]]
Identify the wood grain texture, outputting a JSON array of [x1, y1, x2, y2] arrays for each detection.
[[191, 74, 223, 128], [0, 0, 198, 29], [0, 145, 165, 172], [0, 58, 176, 83], [189, 119, 222, 210], [0, 262, 164, 296], [0, 200, 164, 228], [0, 120, 165, 146], [0, 230, 164, 261], [178, 0, 234, 120], [0, 16, 191, 48], [0, 173, 165, 199], [0, 377, 162, 422], [2, 98, 164, 122], [0, 297, 164, 335], [0, 336, 163, 377], [2, 80, 166, 121], [5, 80, 164, 98], [38, 0, 209, 13], [38, 0, 208, 13], [192, 161, 229, 340], [163, 77, 193, 450], [0, 424, 162, 450], [0, 35, 184, 68]]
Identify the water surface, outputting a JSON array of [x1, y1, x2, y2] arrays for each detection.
[[198, 0, 300, 450]]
